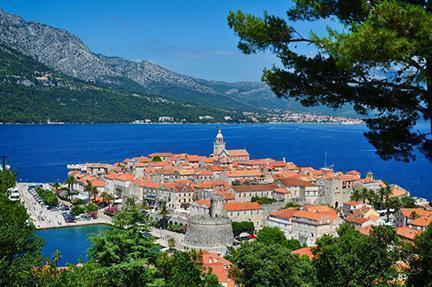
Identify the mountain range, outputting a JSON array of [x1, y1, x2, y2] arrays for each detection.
[[0, 8, 354, 122]]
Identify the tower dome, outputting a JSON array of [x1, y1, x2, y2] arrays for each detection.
[[213, 129, 226, 157]]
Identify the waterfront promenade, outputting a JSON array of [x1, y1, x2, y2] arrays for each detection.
[[17, 183, 111, 229]]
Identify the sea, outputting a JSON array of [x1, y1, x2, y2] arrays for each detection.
[[0, 123, 430, 199], [1, 123, 431, 265], [35, 224, 109, 266]]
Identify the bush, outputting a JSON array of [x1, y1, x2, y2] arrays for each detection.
[[86, 203, 98, 212], [71, 205, 86, 217], [104, 206, 119, 216], [284, 201, 301, 208], [36, 187, 58, 206], [251, 196, 276, 205], [72, 198, 85, 205], [168, 223, 186, 234]]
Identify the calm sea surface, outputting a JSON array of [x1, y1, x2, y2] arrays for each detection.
[[0, 123, 430, 199], [35, 224, 109, 266]]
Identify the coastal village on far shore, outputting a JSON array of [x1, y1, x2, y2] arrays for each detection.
[[10, 129, 431, 287]]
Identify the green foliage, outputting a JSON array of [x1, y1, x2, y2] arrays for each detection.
[[228, 1, 432, 161], [314, 223, 402, 286], [85, 203, 99, 212], [36, 187, 59, 206], [88, 226, 159, 267], [0, 44, 246, 124], [155, 251, 220, 287], [407, 224, 432, 286], [152, 156, 162, 162], [112, 204, 149, 228], [284, 201, 301, 208], [256, 226, 302, 250], [400, 196, 417, 208], [0, 188, 44, 286], [167, 223, 186, 234], [230, 241, 316, 287], [64, 260, 163, 287], [232, 221, 255, 237], [251, 196, 276, 204], [71, 205, 86, 217], [0, 169, 16, 195]]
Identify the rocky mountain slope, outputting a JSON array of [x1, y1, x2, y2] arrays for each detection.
[[0, 44, 243, 123], [0, 8, 355, 115]]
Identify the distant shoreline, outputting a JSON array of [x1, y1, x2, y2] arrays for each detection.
[[36, 221, 111, 231], [0, 121, 364, 126]]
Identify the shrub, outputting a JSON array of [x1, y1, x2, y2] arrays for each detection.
[[71, 205, 86, 217], [104, 206, 119, 216], [251, 196, 276, 205]]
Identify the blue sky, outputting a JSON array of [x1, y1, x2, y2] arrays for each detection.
[[2, 0, 328, 82]]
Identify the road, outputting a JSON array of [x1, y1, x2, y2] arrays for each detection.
[[150, 227, 185, 250], [17, 183, 111, 229]]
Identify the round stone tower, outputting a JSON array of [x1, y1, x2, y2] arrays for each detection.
[[184, 194, 234, 253], [213, 129, 225, 157]]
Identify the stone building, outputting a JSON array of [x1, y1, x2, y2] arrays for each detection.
[[185, 194, 234, 253], [212, 129, 250, 163]]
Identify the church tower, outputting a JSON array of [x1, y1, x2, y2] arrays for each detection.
[[213, 129, 225, 157]]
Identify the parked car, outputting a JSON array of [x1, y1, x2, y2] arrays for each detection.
[[63, 213, 74, 223]]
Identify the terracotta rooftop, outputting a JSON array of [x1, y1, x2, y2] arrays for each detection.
[[226, 149, 249, 157], [396, 226, 421, 240], [201, 251, 234, 287], [224, 201, 262, 211], [270, 208, 300, 220], [292, 247, 315, 260]]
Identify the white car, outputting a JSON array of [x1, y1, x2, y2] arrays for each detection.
[[8, 192, 20, 202]]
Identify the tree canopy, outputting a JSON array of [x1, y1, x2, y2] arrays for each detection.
[[0, 170, 44, 286], [313, 223, 402, 286], [228, 0, 432, 162]]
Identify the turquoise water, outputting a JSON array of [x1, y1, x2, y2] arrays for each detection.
[[0, 123, 430, 199], [35, 224, 109, 266]]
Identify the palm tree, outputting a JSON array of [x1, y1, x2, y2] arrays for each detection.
[[85, 180, 93, 203], [385, 197, 402, 223], [351, 189, 362, 202], [378, 185, 392, 211], [101, 191, 111, 207], [158, 201, 169, 229], [65, 176, 75, 202], [91, 186, 99, 202]]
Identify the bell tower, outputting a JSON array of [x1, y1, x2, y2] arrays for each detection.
[[213, 129, 225, 157]]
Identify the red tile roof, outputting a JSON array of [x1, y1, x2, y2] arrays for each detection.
[[396, 226, 421, 240], [224, 201, 262, 211], [292, 247, 315, 260], [226, 149, 249, 157], [201, 251, 234, 287], [270, 208, 299, 220], [410, 215, 432, 227]]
